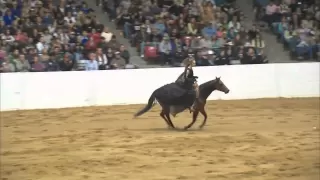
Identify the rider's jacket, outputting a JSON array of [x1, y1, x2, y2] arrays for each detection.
[[175, 65, 196, 87]]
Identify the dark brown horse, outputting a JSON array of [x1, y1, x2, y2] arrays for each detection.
[[134, 77, 229, 129], [183, 77, 229, 130]]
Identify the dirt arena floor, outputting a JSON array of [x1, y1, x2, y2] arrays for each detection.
[[1, 98, 319, 180]]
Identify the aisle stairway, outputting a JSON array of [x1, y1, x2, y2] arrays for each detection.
[[236, 0, 293, 63], [84, 0, 162, 68]]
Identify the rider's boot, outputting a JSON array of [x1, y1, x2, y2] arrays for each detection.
[[189, 100, 198, 113]]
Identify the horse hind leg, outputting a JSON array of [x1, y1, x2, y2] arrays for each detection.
[[160, 110, 173, 129], [164, 111, 175, 129]]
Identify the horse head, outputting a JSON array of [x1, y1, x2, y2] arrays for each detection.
[[214, 76, 230, 94]]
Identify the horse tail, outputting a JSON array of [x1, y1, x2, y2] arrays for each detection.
[[134, 92, 156, 118]]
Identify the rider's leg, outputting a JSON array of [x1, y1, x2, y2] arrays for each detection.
[[190, 82, 199, 112]]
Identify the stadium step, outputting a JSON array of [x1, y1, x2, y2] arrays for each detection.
[[236, 0, 293, 63]]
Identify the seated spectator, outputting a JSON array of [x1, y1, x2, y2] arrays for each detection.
[[0, 57, 15, 72], [228, 15, 241, 30], [233, 34, 243, 47], [119, 45, 130, 64], [15, 54, 31, 72], [46, 58, 60, 72], [188, 1, 201, 21], [40, 48, 50, 62], [64, 12, 76, 26], [200, 35, 213, 49], [227, 26, 237, 39], [15, 29, 28, 44], [248, 24, 259, 40], [191, 36, 203, 49], [202, 22, 217, 37], [107, 35, 120, 50], [242, 47, 264, 64], [196, 49, 212, 66], [215, 50, 230, 65], [201, 1, 215, 24], [159, 34, 173, 65], [251, 33, 265, 54], [262, 0, 281, 27], [59, 54, 75, 71], [153, 17, 166, 36], [96, 47, 109, 70], [36, 37, 48, 54], [187, 18, 199, 35], [177, 21, 188, 37], [85, 53, 99, 71], [3, 10, 15, 26], [110, 51, 126, 69], [31, 56, 46, 72], [85, 36, 98, 52], [1, 29, 15, 44]]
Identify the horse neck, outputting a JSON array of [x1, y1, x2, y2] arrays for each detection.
[[200, 83, 216, 100]]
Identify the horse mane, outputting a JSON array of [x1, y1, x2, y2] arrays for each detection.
[[199, 79, 217, 90]]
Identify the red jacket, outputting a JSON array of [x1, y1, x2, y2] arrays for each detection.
[[85, 40, 97, 50]]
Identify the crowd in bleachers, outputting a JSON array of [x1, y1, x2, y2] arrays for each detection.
[[5, 0, 316, 73], [104, 0, 269, 66], [0, 0, 135, 73], [254, 0, 319, 60]]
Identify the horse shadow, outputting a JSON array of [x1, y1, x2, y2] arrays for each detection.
[[132, 127, 206, 132]]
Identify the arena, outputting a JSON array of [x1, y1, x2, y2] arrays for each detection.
[[1, 98, 319, 180]]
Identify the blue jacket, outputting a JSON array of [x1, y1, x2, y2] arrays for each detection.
[[153, 23, 166, 35], [3, 14, 15, 26], [202, 27, 216, 37]]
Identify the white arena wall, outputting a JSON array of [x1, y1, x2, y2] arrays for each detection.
[[1, 63, 319, 111]]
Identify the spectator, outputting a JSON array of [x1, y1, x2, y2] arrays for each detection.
[[85, 53, 98, 71], [96, 47, 108, 70], [15, 54, 31, 72], [31, 56, 45, 72], [0, 57, 15, 72], [159, 34, 173, 65], [187, 18, 199, 35], [110, 51, 126, 69], [262, 0, 280, 27], [36, 37, 48, 54], [119, 45, 130, 64], [46, 57, 60, 72], [59, 54, 74, 71], [251, 33, 265, 54], [107, 35, 120, 50], [101, 27, 113, 43], [215, 50, 230, 65], [191, 36, 202, 49], [202, 22, 217, 37], [3, 10, 15, 26]]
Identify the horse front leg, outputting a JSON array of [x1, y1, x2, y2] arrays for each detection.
[[184, 110, 199, 130], [199, 109, 208, 129]]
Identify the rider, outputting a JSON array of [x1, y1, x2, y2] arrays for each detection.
[[175, 54, 199, 112]]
